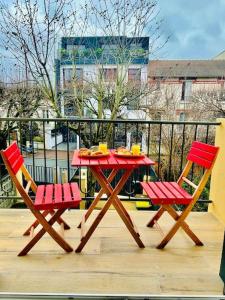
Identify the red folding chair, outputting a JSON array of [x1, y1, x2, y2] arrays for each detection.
[[141, 141, 219, 249], [1, 142, 81, 256]]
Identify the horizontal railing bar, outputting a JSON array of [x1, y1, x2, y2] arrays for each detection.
[[0, 196, 213, 203], [0, 117, 221, 126]]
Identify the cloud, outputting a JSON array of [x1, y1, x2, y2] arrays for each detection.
[[157, 0, 225, 59]]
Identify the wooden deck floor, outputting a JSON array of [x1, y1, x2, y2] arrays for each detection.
[[0, 209, 224, 296]]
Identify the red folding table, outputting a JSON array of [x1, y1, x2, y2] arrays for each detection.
[[72, 149, 155, 252]]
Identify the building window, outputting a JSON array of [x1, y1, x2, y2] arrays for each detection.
[[73, 68, 83, 82], [103, 68, 117, 81], [181, 80, 192, 101], [63, 68, 83, 88], [128, 69, 141, 82], [63, 68, 72, 87], [179, 112, 185, 121], [130, 43, 142, 49], [42, 109, 49, 119], [42, 109, 49, 123], [67, 45, 85, 51]]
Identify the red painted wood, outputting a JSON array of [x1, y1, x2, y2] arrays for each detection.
[[141, 181, 192, 205], [113, 155, 138, 166], [3, 142, 24, 174], [34, 183, 81, 210], [11, 156, 24, 174], [104, 154, 120, 168], [44, 184, 54, 206], [191, 141, 218, 154], [141, 182, 158, 199], [163, 182, 186, 199], [70, 183, 82, 204], [3, 142, 18, 159], [62, 183, 72, 203], [72, 150, 155, 169], [187, 141, 219, 168], [35, 185, 45, 207], [155, 182, 177, 199], [54, 184, 63, 205], [147, 182, 168, 200], [187, 153, 213, 169], [169, 182, 192, 200], [7, 148, 21, 164], [189, 147, 215, 162]]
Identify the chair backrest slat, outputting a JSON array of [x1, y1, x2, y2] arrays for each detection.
[[191, 141, 218, 154], [187, 141, 219, 169], [2, 142, 24, 175]]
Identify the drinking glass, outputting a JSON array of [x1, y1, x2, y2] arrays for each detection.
[[99, 142, 108, 153], [131, 143, 141, 155]]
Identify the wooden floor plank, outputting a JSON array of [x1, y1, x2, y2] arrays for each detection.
[[0, 209, 224, 295]]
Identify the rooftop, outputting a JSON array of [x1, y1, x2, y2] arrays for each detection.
[[148, 60, 225, 78], [0, 209, 224, 296], [61, 36, 149, 50]]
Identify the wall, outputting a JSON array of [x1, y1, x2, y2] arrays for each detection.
[[209, 118, 225, 225], [44, 125, 63, 150]]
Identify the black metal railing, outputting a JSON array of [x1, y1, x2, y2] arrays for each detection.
[[0, 117, 220, 207]]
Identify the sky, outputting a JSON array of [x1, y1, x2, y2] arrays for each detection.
[[1, 0, 225, 66], [157, 0, 225, 60]]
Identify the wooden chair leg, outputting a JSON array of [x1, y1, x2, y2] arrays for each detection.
[[156, 203, 202, 249], [23, 209, 71, 236], [147, 206, 165, 227], [18, 209, 73, 256], [23, 210, 49, 236], [164, 205, 203, 246], [49, 210, 70, 230]]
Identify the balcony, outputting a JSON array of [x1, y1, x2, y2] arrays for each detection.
[[0, 117, 225, 297], [0, 209, 224, 296]]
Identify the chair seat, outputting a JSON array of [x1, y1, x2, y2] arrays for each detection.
[[141, 181, 193, 205], [34, 182, 81, 210]]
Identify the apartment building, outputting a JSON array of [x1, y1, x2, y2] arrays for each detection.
[[146, 60, 225, 121], [55, 36, 149, 118]]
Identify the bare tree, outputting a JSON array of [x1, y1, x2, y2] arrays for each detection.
[[0, 84, 43, 150], [0, 0, 168, 147], [58, 0, 167, 145], [191, 88, 225, 120], [0, 0, 78, 115]]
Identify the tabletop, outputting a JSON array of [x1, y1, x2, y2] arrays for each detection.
[[71, 150, 155, 169]]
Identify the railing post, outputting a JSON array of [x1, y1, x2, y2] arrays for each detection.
[[209, 118, 225, 225]]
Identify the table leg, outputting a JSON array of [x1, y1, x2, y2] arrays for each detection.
[[91, 168, 144, 246], [93, 167, 141, 236], [75, 167, 131, 253], [113, 196, 138, 232], [77, 169, 118, 228]]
